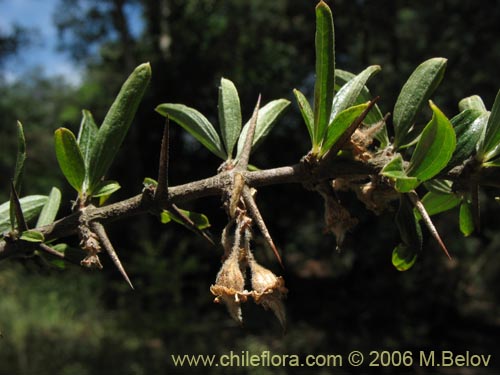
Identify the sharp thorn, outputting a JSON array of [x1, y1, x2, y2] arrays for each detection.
[[409, 191, 452, 260], [237, 94, 261, 171], [155, 117, 170, 204], [91, 222, 134, 290], [242, 186, 283, 268], [10, 181, 28, 231]]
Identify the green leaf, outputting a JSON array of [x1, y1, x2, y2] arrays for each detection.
[[10, 121, 27, 230], [459, 200, 474, 237], [20, 230, 44, 243], [218, 78, 242, 158], [482, 156, 500, 167], [330, 65, 380, 122], [160, 209, 211, 230], [88, 63, 151, 192], [36, 187, 62, 227], [380, 154, 419, 193], [458, 95, 487, 113], [392, 243, 417, 271], [393, 58, 447, 148], [143, 177, 158, 187], [406, 101, 456, 182], [478, 89, 500, 161], [448, 109, 485, 168], [312, 0, 335, 150], [54, 128, 86, 193], [334, 69, 383, 125], [320, 102, 369, 156], [423, 179, 453, 195], [0, 195, 48, 233], [13, 121, 26, 194], [91, 180, 121, 198], [156, 103, 226, 160], [415, 191, 460, 220], [236, 99, 290, 158], [77, 109, 98, 190], [293, 89, 314, 143]]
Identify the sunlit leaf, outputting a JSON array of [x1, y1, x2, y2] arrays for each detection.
[[393, 58, 447, 148], [380, 154, 418, 193], [312, 0, 335, 150], [0, 195, 48, 233], [334, 69, 383, 125], [330, 65, 380, 122], [77, 109, 98, 190], [218, 78, 242, 158], [36, 187, 62, 227], [320, 102, 369, 156], [156, 103, 226, 160], [458, 95, 487, 113], [236, 99, 290, 158], [160, 209, 211, 230], [478, 89, 500, 161], [293, 89, 314, 143], [406, 101, 456, 182], [20, 230, 44, 242], [54, 128, 86, 193], [91, 180, 121, 198], [392, 243, 417, 271], [88, 63, 151, 192]]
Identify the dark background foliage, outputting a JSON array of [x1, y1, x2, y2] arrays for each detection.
[[0, 0, 499, 374]]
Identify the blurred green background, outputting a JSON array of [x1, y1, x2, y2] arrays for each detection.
[[1, 0, 500, 374]]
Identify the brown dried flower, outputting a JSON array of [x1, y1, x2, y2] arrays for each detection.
[[210, 246, 247, 323], [248, 255, 288, 328]]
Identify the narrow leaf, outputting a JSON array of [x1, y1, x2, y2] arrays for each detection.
[[54, 128, 86, 193], [13, 121, 26, 195], [330, 65, 381, 122], [20, 230, 44, 243], [156, 103, 226, 159], [406, 101, 456, 182], [88, 63, 151, 191], [11, 121, 26, 229], [423, 179, 453, 195], [77, 110, 98, 191], [91, 180, 121, 198], [236, 99, 290, 158], [392, 244, 417, 271], [293, 89, 314, 143], [313, 0, 335, 150], [77, 110, 98, 167], [479, 89, 500, 161], [458, 95, 487, 113], [334, 69, 384, 125], [218, 78, 242, 158], [10, 182, 27, 231], [0, 195, 48, 233], [393, 58, 447, 148], [380, 153, 418, 192], [164, 207, 211, 230], [320, 102, 369, 156], [459, 200, 474, 237], [36, 187, 62, 227]]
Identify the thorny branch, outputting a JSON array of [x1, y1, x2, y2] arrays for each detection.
[[0, 152, 494, 259]]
